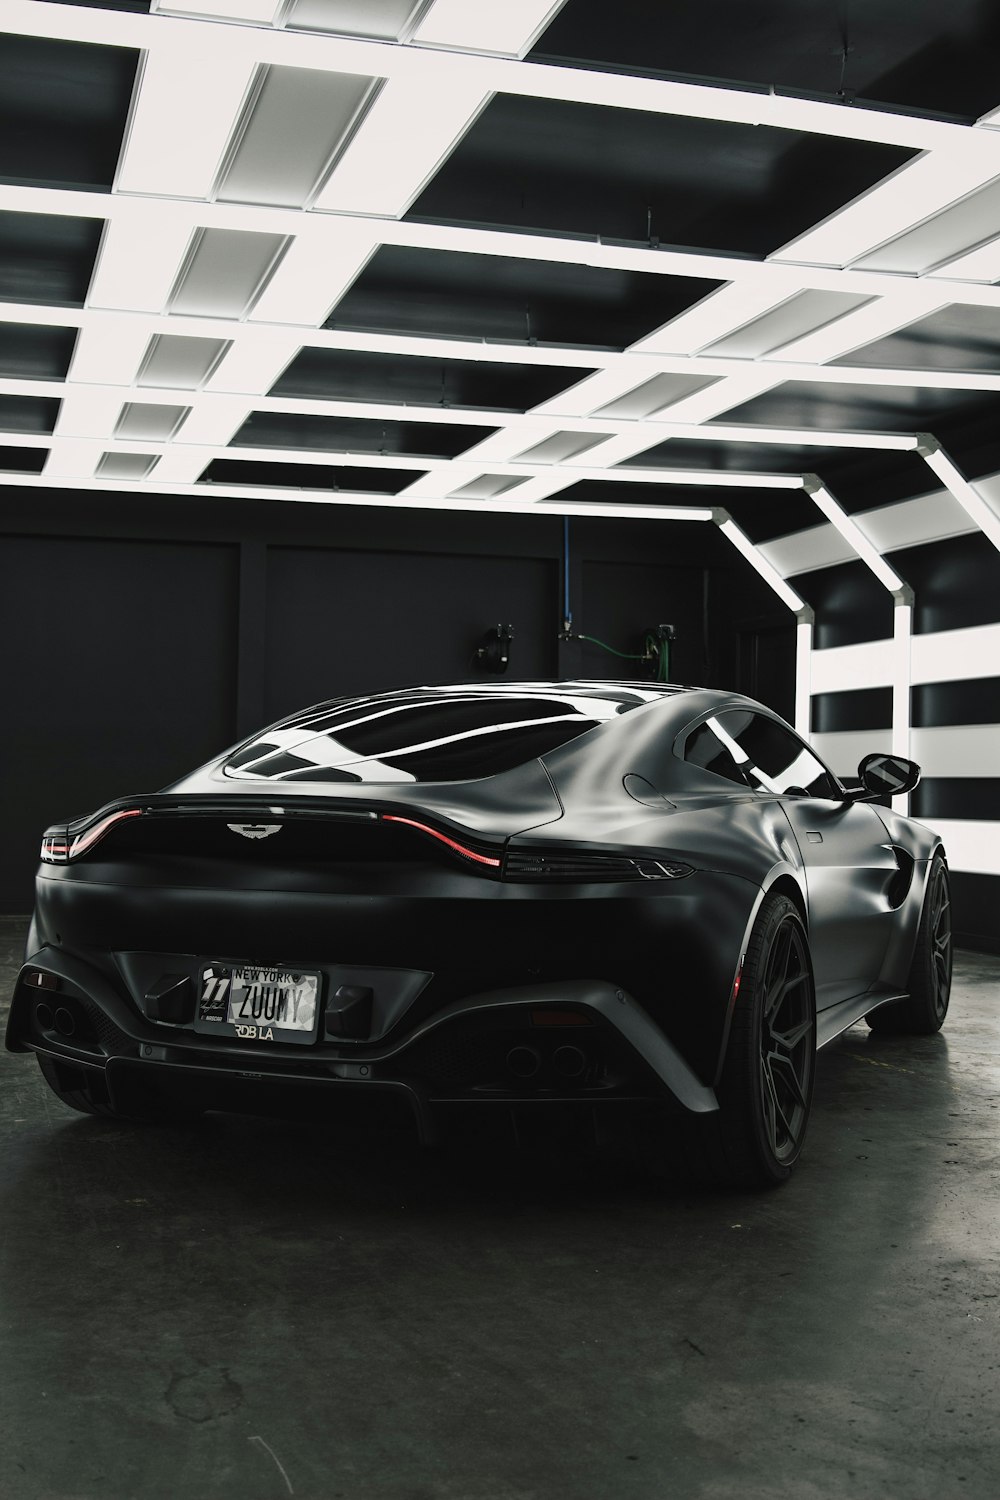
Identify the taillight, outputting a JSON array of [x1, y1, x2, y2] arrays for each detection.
[[381, 814, 502, 868], [40, 833, 70, 864], [503, 851, 694, 882], [40, 807, 144, 864]]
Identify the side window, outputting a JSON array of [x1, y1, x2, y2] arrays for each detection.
[[714, 710, 839, 799], [681, 721, 747, 787]]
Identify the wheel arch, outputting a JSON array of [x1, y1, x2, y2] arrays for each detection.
[[711, 866, 811, 1086]]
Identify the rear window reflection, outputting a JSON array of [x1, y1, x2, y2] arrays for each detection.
[[224, 692, 617, 784]]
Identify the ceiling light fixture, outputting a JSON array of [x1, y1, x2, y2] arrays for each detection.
[[802, 477, 906, 592], [916, 437, 1000, 554], [715, 515, 807, 613]]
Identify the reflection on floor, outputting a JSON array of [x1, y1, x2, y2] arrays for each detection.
[[1, 915, 998, 1500]]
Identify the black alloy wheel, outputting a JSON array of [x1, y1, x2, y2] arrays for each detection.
[[687, 891, 816, 1188], [867, 853, 952, 1035]]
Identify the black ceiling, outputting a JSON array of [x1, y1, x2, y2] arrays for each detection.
[[0, 211, 103, 306], [0, 34, 139, 192], [716, 382, 1000, 436], [530, 0, 1000, 120], [832, 304, 1000, 373], [231, 412, 497, 461], [0, 393, 61, 434], [409, 95, 914, 257], [200, 459, 420, 495], [325, 245, 720, 349], [0, 321, 78, 381], [271, 347, 592, 412]]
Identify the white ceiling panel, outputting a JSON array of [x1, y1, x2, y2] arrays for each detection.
[[706, 291, 873, 359], [96, 451, 159, 480], [168, 229, 290, 319], [3, 0, 1000, 596], [855, 176, 1000, 275], [116, 49, 258, 200], [215, 65, 382, 209], [311, 75, 489, 216], [515, 431, 614, 464], [282, 0, 433, 40], [136, 336, 233, 389], [115, 402, 191, 442], [412, 0, 569, 57]]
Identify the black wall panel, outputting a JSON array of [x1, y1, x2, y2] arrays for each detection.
[[950, 873, 1000, 954], [912, 676, 1000, 728], [892, 532, 1000, 634], [792, 559, 895, 648], [811, 686, 893, 734], [910, 780, 1000, 822], [581, 558, 708, 683], [0, 489, 793, 909], [0, 534, 239, 909], [263, 548, 558, 721]]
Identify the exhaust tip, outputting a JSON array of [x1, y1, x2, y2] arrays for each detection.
[[54, 1006, 77, 1038], [35, 1001, 54, 1031], [553, 1044, 587, 1079], [506, 1045, 542, 1080]]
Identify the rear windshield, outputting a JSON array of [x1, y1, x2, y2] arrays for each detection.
[[224, 691, 630, 784]]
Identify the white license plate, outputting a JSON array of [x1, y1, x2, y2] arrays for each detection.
[[198, 963, 320, 1043]]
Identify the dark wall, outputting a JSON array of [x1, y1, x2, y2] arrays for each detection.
[[0, 486, 789, 910]]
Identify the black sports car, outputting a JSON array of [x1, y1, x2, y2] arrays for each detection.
[[6, 681, 951, 1187]]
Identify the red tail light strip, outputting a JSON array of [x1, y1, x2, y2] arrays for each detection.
[[69, 807, 144, 859], [382, 814, 501, 868]]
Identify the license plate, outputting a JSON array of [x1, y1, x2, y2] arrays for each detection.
[[195, 963, 320, 1046]]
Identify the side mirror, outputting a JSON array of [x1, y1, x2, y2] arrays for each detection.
[[857, 752, 921, 799]]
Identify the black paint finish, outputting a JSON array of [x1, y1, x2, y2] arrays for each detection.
[[531, 0, 1000, 120], [0, 34, 139, 191], [326, 244, 720, 350], [811, 687, 893, 734], [230, 412, 495, 461], [5, 683, 939, 1141], [0, 211, 103, 307], [199, 459, 420, 495], [912, 677, 1000, 729], [408, 95, 913, 257], [271, 347, 592, 413]]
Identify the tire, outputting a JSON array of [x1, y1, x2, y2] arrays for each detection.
[[685, 892, 816, 1188], [866, 854, 952, 1036], [36, 1055, 201, 1124]]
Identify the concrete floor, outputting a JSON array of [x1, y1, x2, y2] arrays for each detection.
[[1, 916, 998, 1500]]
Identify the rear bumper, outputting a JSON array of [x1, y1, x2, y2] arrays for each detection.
[[25, 859, 759, 1082], [8, 946, 718, 1134]]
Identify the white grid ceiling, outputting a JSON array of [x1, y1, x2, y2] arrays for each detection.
[[4, 0, 1000, 600]]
